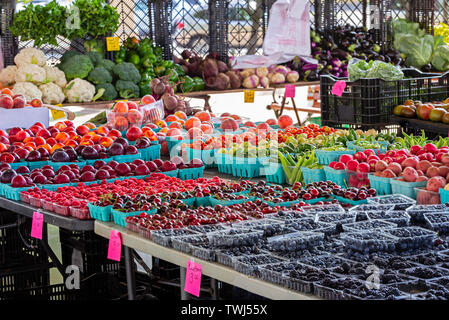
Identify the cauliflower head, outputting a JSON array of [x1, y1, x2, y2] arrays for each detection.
[[15, 64, 46, 83], [39, 82, 65, 105], [13, 82, 42, 101], [44, 66, 67, 88], [0, 66, 17, 86], [14, 48, 46, 67], [65, 78, 95, 103]]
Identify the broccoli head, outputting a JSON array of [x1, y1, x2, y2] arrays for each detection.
[[98, 59, 115, 72], [86, 51, 103, 66], [59, 55, 94, 81], [115, 80, 139, 99], [112, 62, 141, 83], [60, 50, 81, 65], [88, 67, 112, 84], [95, 83, 118, 101]]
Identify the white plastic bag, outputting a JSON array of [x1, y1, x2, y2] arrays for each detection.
[[232, 0, 311, 69]]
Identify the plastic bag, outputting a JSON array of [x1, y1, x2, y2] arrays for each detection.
[[140, 99, 164, 123], [232, 0, 311, 69]]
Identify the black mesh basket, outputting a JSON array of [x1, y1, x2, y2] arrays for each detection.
[[0, 0, 17, 66], [321, 68, 449, 130]]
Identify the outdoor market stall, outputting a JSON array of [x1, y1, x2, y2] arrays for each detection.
[[4, 0, 449, 302]]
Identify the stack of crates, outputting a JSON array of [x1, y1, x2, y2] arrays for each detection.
[[0, 210, 52, 300]]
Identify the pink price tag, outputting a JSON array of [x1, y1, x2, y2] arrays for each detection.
[[184, 259, 202, 297], [31, 211, 43, 240], [331, 80, 346, 97], [285, 84, 296, 98], [107, 230, 122, 261]]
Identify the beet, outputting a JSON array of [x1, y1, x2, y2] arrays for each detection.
[[226, 71, 241, 89], [207, 73, 229, 90], [188, 61, 201, 77], [202, 58, 219, 79], [182, 65, 189, 74], [217, 60, 228, 73], [150, 78, 160, 90], [163, 95, 179, 111], [181, 50, 192, 60], [153, 82, 166, 95], [173, 56, 184, 65]]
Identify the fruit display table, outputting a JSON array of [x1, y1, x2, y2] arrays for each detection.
[[391, 115, 449, 137], [61, 81, 320, 115], [0, 197, 94, 231], [94, 221, 319, 301], [0, 196, 94, 279]]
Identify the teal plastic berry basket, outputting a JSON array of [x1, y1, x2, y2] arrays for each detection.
[[139, 144, 161, 161], [195, 196, 211, 207], [263, 163, 286, 185], [262, 199, 299, 207], [111, 208, 156, 227], [87, 203, 112, 222], [335, 195, 368, 205], [27, 160, 49, 170], [167, 137, 194, 155], [439, 188, 449, 204], [112, 153, 142, 163], [48, 162, 79, 171], [368, 174, 395, 195], [346, 141, 388, 155], [85, 158, 114, 166], [9, 162, 27, 170], [232, 157, 262, 178], [390, 179, 427, 199], [39, 183, 75, 191], [3, 185, 32, 201], [208, 196, 254, 207], [178, 166, 204, 180], [183, 147, 216, 168], [303, 197, 328, 204], [324, 166, 349, 188], [181, 197, 196, 206], [315, 149, 355, 165], [160, 169, 178, 178], [301, 167, 326, 185], [216, 153, 233, 175]]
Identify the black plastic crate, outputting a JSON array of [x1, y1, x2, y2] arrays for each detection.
[[0, 260, 51, 294], [59, 228, 110, 256], [60, 243, 120, 276], [0, 283, 79, 301], [321, 69, 449, 130], [0, 211, 48, 266], [0, 0, 17, 66]]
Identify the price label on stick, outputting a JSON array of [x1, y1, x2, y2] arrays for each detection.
[[184, 259, 202, 297], [244, 90, 255, 103], [31, 211, 43, 240], [285, 84, 296, 98], [51, 104, 65, 120], [107, 230, 122, 261], [331, 80, 346, 97], [106, 37, 120, 51]]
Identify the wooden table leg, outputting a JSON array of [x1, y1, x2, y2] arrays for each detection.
[[203, 95, 212, 112]]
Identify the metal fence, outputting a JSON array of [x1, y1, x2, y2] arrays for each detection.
[[5, 0, 449, 66]]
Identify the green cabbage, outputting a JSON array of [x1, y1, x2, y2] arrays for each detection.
[[432, 44, 449, 71]]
